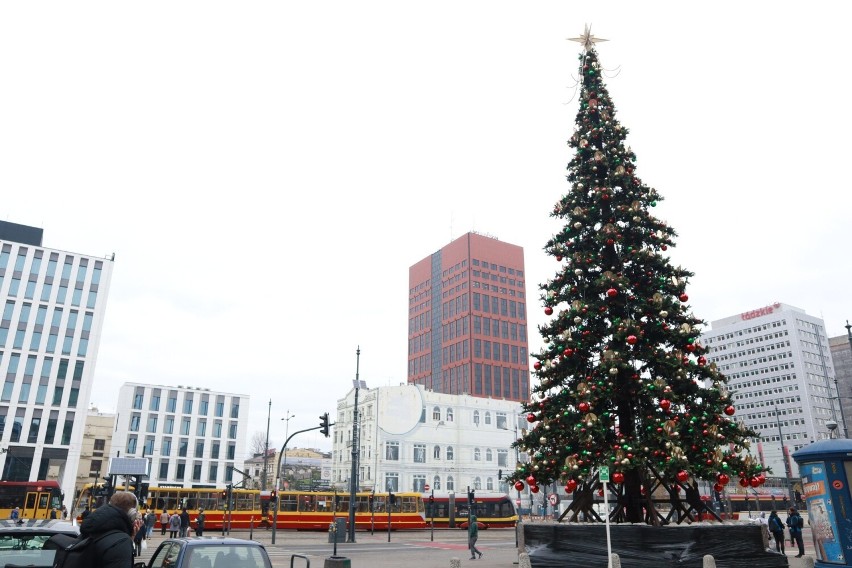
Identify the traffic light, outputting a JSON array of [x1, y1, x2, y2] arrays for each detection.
[[270, 489, 277, 503], [468, 489, 475, 505], [319, 412, 330, 437], [389, 492, 396, 506], [220, 490, 227, 500], [428, 495, 434, 504], [369, 494, 374, 512], [498, 469, 503, 480]]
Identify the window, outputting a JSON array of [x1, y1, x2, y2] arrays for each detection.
[[127, 437, 137, 454], [484, 412, 492, 425], [180, 418, 190, 435], [167, 393, 177, 412], [147, 416, 158, 433], [178, 439, 188, 457], [497, 450, 508, 467], [474, 448, 481, 461], [433, 406, 441, 420], [211, 442, 220, 459], [384, 473, 399, 492], [473, 411, 480, 426], [433, 476, 442, 490], [164, 417, 174, 434], [433, 445, 441, 459], [230, 400, 240, 418], [474, 476, 482, 490], [149, 391, 161, 411], [176, 463, 185, 480], [496, 413, 508, 430], [133, 391, 144, 410], [228, 423, 238, 439], [446, 408, 454, 422], [385, 441, 400, 461], [161, 439, 171, 456], [446, 446, 454, 461], [447, 476, 455, 491], [487, 477, 494, 490], [196, 419, 206, 436], [195, 441, 204, 458], [183, 394, 193, 414], [413, 444, 426, 463], [486, 449, 493, 461], [412, 475, 426, 492], [129, 414, 140, 432], [159, 461, 169, 479]]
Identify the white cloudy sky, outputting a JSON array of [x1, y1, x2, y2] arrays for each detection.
[[2, 2, 850, 456]]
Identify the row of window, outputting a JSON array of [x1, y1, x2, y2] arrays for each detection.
[[132, 387, 240, 419], [0, 410, 74, 445], [471, 293, 526, 319], [126, 435, 236, 461], [470, 259, 522, 277], [0, 247, 103, 310], [1, 355, 84, 408], [0, 302, 95, 357], [152, 459, 234, 483], [705, 319, 789, 343], [381, 441, 510, 466], [128, 413, 238, 438], [382, 473, 500, 493]]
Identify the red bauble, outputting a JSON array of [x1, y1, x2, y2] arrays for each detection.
[[514, 481, 525, 492], [530, 485, 540, 494], [661, 245, 668, 251], [685, 344, 696, 352], [565, 479, 578, 492], [563, 348, 574, 356], [679, 293, 689, 302], [676, 470, 689, 483], [606, 288, 618, 298], [578, 402, 591, 413], [612, 472, 625, 484], [713, 483, 724, 493], [556, 256, 563, 262], [544, 307, 553, 315], [697, 356, 707, 366], [533, 361, 542, 370], [750, 477, 761, 488], [724, 405, 735, 416], [738, 478, 749, 488], [717, 473, 730, 485], [526, 475, 536, 485], [626, 335, 638, 345], [659, 399, 671, 411], [597, 488, 604, 497], [526, 413, 537, 423]]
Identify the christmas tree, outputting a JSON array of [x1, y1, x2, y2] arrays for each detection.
[[509, 28, 765, 525]]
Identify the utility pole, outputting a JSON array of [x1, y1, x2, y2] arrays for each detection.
[[772, 400, 796, 504]]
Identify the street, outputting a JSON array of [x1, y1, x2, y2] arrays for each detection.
[[134, 524, 816, 567]]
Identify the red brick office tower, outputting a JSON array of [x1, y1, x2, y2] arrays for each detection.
[[408, 232, 530, 403]]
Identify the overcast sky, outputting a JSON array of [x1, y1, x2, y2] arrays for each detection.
[[2, 2, 850, 457]]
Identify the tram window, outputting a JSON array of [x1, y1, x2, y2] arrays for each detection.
[[300, 495, 316, 512], [26, 494, 36, 509], [39, 494, 49, 509], [280, 495, 297, 512]]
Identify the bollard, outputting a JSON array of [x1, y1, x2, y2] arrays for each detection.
[[449, 557, 461, 568], [610, 553, 622, 568], [702, 554, 716, 568], [518, 552, 532, 568], [802, 556, 815, 568]]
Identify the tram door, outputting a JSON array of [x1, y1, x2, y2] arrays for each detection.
[[23, 491, 50, 519]]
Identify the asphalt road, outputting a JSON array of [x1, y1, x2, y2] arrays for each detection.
[[134, 524, 817, 568]]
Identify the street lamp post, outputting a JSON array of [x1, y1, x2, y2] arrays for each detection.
[[281, 411, 295, 489], [772, 400, 796, 505], [348, 347, 367, 543], [262, 399, 271, 491]]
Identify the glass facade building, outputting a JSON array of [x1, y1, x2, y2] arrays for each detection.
[[0, 221, 114, 503]]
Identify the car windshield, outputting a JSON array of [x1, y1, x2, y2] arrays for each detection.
[[0, 534, 58, 567], [194, 545, 269, 568]]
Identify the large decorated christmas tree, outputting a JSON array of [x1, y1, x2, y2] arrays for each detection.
[[509, 28, 765, 525]]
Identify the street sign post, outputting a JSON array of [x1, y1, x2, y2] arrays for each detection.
[[599, 467, 613, 568]]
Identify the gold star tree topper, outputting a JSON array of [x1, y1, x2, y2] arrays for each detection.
[[568, 24, 607, 51]]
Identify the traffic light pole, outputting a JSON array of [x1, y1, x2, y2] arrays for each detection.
[[271, 424, 331, 545]]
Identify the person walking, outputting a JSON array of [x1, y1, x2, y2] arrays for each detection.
[[195, 508, 206, 537], [169, 511, 181, 538], [768, 510, 785, 554], [10, 507, 20, 520], [468, 514, 483, 560], [79, 491, 140, 568], [179, 508, 191, 537], [787, 507, 806, 558], [145, 509, 157, 538], [133, 512, 145, 557], [160, 509, 169, 535]]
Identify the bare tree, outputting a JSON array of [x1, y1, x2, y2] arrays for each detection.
[[249, 431, 268, 457]]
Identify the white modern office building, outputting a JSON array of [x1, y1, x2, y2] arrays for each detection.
[[332, 383, 523, 494], [114, 383, 250, 488], [0, 220, 114, 503], [701, 302, 841, 478]]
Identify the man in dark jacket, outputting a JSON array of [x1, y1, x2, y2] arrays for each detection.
[[79, 491, 140, 568], [180, 508, 191, 537]]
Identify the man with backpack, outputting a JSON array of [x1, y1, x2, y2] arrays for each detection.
[[786, 507, 806, 558], [75, 491, 140, 567]]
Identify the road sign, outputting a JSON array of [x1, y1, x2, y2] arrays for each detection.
[[599, 466, 610, 482], [424, 484, 430, 491], [548, 494, 558, 506]]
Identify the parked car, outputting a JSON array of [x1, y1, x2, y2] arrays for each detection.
[[0, 518, 80, 568], [134, 537, 272, 568]]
